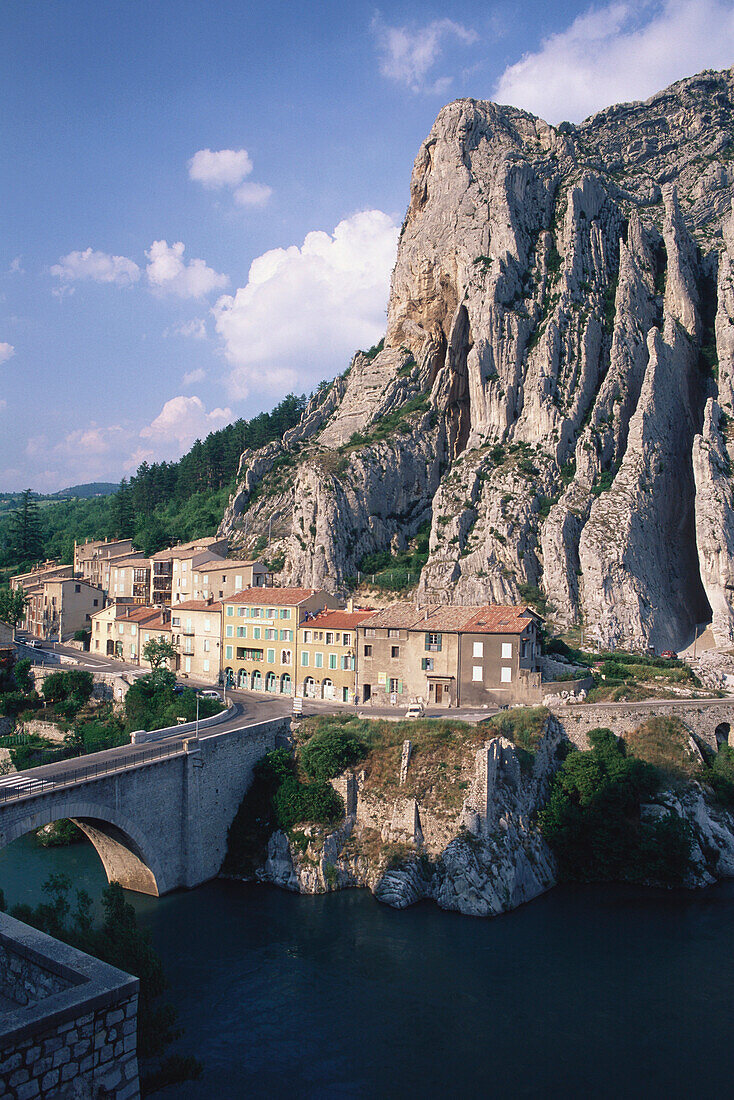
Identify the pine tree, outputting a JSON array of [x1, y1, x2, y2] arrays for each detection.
[[8, 488, 43, 564]]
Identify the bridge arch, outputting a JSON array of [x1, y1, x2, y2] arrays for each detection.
[[1, 800, 169, 897]]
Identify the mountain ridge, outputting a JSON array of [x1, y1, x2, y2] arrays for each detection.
[[219, 65, 734, 653]]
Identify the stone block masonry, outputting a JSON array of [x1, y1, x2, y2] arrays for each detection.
[[0, 912, 139, 1099]]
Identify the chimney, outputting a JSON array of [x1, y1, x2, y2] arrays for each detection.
[[347, 597, 354, 613]]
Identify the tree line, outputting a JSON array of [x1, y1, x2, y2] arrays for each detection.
[[0, 393, 306, 572]]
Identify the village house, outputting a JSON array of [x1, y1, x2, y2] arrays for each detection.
[[11, 559, 73, 595], [24, 577, 105, 640], [297, 608, 375, 703], [356, 604, 542, 707], [73, 538, 139, 592], [108, 557, 151, 604], [193, 558, 271, 601], [90, 604, 161, 661], [170, 599, 223, 681], [222, 588, 341, 695], [149, 537, 229, 605]]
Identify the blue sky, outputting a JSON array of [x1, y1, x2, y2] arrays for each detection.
[[2, 0, 733, 491]]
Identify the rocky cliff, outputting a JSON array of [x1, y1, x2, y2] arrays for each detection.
[[220, 67, 734, 651], [255, 713, 734, 917]]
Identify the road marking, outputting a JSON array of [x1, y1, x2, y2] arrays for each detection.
[[0, 774, 51, 793]]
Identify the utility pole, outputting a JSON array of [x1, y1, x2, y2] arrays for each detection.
[[195, 692, 200, 739]]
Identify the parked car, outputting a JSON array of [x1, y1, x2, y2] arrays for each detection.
[[199, 689, 221, 700], [28, 639, 43, 648], [405, 703, 424, 719], [660, 650, 677, 660]]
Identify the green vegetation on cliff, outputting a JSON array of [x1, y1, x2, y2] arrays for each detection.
[[539, 728, 692, 885]]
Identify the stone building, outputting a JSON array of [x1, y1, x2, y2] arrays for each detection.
[[73, 538, 138, 592], [222, 588, 341, 694], [356, 604, 542, 707], [23, 578, 105, 640], [170, 599, 223, 681], [108, 557, 151, 604], [193, 558, 271, 601], [298, 609, 375, 702], [149, 537, 228, 605], [90, 604, 163, 661]]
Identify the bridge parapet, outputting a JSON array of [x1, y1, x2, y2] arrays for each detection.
[[551, 699, 734, 752]]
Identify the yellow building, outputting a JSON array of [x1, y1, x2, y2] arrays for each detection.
[[297, 609, 375, 703], [222, 588, 341, 695]]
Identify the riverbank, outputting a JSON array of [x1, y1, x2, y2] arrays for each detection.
[[4, 833, 734, 1098]]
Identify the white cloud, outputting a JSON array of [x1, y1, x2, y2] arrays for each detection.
[[139, 395, 232, 448], [188, 148, 253, 188], [493, 0, 734, 123], [169, 318, 207, 340], [183, 368, 206, 386], [8, 256, 23, 275], [234, 181, 273, 207], [0, 342, 15, 364], [145, 240, 228, 300], [212, 208, 399, 399], [189, 146, 272, 207], [50, 247, 140, 287], [372, 14, 478, 93]]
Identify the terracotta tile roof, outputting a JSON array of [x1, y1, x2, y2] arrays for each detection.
[[305, 609, 376, 630], [225, 587, 323, 606], [152, 547, 223, 562], [111, 606, 161, 624], [199, 559, 263, 572], [110, 556, 149, 569], [142, 614, 171, 632], [358, 603, 540, 634], [171, 600, 223, 612]]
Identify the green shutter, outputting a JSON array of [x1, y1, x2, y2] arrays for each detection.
[[385, 680, 390, 694], [398, 680, 403, 694]]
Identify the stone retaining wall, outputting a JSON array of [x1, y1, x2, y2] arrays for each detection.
[[0, 912, 139, 1099], [551, 700, 734, 752]]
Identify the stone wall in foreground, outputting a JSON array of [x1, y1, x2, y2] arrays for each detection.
[[0, 912, 139, 1099]]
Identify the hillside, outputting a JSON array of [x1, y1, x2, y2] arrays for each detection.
[[218, 66, 734, 653]]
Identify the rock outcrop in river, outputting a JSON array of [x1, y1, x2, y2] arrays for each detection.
[[220, 67, 734, 652]]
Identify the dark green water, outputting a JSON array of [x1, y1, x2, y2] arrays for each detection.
[[2, 833, 734, 1098]]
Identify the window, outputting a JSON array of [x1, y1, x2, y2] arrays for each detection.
[[301, 651, 309, 667], [391, 646, 400, 658], [225, 645, 233, 659], [235, 575, 242, 589], [93, 599, 98, 607], [303, 630, 312, 643], [388, 628, 399, 638], [326, 632, 334, 645], [281, 649, 292, 665], [501, 667, 512, 683], [472, 665, 483, 682], [226, 625, 234, 638], [280, 629, 292, 641], [237, 626, 246, 638], [473, 641, 484, 658], [253, 626, 261, 639], [280, 609, 291, 619], [267, 649, 275, 663], [341, 655, 354, 670], [204, 619, 210, 632], [422, 657, 434, 671], [314, 631, 323, 641], [365, 627, 376, 637], [267, 608, 277, 619], [364, 644, 372, 657], [502, 642, 512, 659], [204, 639, 210, 652], [131, 625, 137, 636], [203, 659, 210, 673], [226, 606, 234, 617], [342, 633, 351, 646], [389, 678, 400, 694], [425, 633, 442, 652], [265, 628, 277, 640], [119, 624, 124, 635], [315, 652, 323, 668], [172, 617, 181, 627], [75, 584, 81, 593], [238, 607, 246, 617], [329, 653, 337, 669]]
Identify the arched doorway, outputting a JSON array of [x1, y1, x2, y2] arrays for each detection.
[[280, 673, 292, 695], [251, 669, 262, 692], [716, 722, 731, 748], [266, 671, 277, 693], [237, 668, 248, 689], [321, 678, 335, 700], [304, 676, 316, 698], [224, 667, 234, 688]]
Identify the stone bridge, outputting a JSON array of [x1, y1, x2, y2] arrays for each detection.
[[551, 698, 734, 752], [0, 717, 288, 896]]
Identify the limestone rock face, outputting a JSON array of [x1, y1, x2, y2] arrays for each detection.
[[220, 67, 734, 650]]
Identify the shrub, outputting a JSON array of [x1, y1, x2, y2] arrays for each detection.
[[273, 776, 343, 829], [540, 728, 692, 885], [707, 744, 734, 806], [300, 725, 367, 781]]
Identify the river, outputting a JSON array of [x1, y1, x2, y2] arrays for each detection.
[[2, 833, 734, 1098]]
